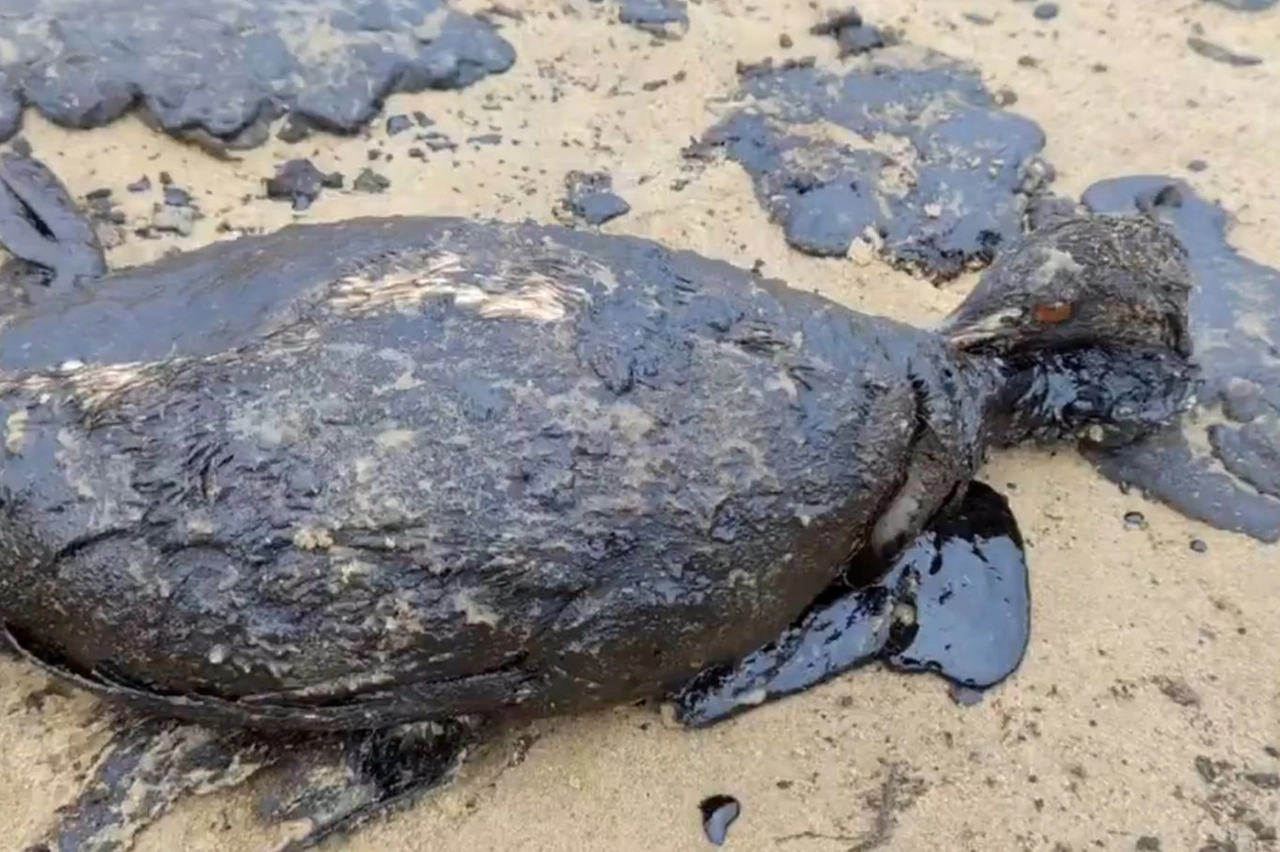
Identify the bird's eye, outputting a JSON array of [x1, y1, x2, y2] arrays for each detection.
[[1032, 301, 1073, 324]]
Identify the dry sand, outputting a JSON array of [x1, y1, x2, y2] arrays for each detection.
[[2, 0, 1279, 850]]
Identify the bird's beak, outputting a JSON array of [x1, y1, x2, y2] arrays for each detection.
[[937, 307, 1024, 351]]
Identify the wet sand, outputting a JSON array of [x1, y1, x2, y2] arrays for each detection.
[[3, 0, 1280, 849]]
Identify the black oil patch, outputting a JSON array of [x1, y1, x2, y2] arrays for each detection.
[[0, 0, 516, 152], [1081, 176, 1280, 542], [692, 44, 1051, 281], [673, 481, 1029, 727]]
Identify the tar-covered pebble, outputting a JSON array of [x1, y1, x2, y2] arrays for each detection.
[[275, 116, 312, 144], [353, 168, 391, 193], [698, 795, 741, 846], [561, 170, 631, 226], [1123, 511, 1148, 531], [386, 114, 413, 136], [265, 159, 344, 211]]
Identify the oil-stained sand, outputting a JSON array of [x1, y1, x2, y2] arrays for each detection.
[[1, 0, 1279, 850]]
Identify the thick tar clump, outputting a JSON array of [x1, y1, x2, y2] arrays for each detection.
[[610, 0, 688, 35], [0, 0, 516, 152], [692, 43, 1053, 281]]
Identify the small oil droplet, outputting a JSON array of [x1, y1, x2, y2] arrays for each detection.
[[699, 794, 741, 846]]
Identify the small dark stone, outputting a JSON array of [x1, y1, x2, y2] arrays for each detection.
[[1187, 36, 1263, 67], [1245, 772, 1280, 789], [1136, 838, 1161, 851], [1198, 839, 1240, 852], [408, 147, 426, 160], [1033, 3, 1059, 20], [423, 133, 455, 151], [1018, 55, 1039, 67], [996, 88, 1018, 106], [1187, 159, 1208, 172], [126, 175, 151, 193], [1194, 755, 1224, 784], [413, 111, 433, 127], [352, 168, 391, 194], [158, 171, 173, 186], [163, 186, 192, 207], [1123, 511, 1147, 530], [9, 137, 31, 157], [964, 12, 994, 25], [779, 33, 794, 48], [1155, 677, 1200, 707], [1190, 538, 1208, 553], [468, 133, 503, 146], [386, 114, 413, 136]]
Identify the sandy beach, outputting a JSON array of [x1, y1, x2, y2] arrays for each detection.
[[2, 1, 1279, 849]]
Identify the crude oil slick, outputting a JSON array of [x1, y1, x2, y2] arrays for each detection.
[[0, 0, 516, 152], [691, 43, 1050, 280], [1079, 176, 1280, 543]]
